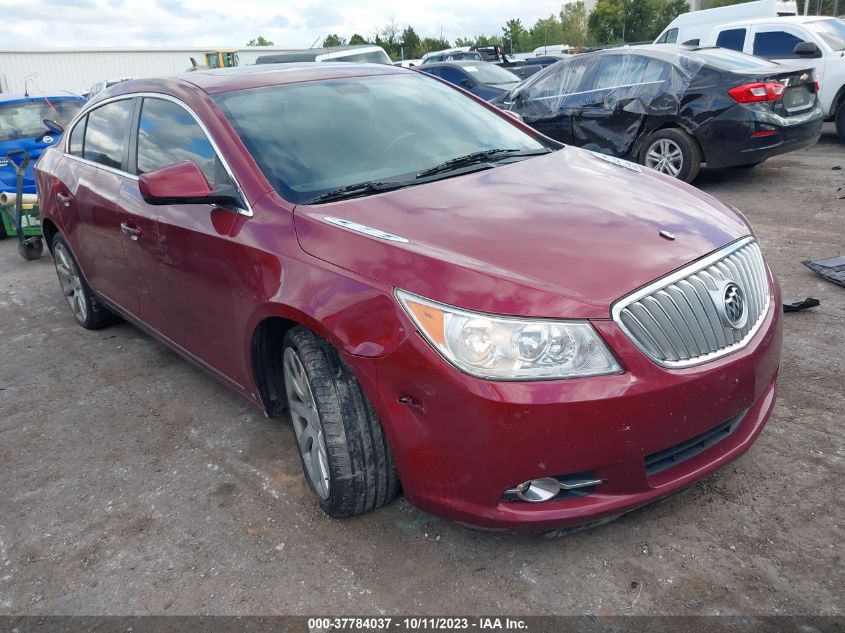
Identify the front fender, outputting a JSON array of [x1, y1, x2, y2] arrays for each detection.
[[246, 254, 409, 360]]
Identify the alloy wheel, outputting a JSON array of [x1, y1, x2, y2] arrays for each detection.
[[645, 138, 684, 178], [53, 242, 88, 324], [283, 347, 331, 499]]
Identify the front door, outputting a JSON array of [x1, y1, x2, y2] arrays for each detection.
[[512, 56, 595, 144], [117, 96, 247, 385]]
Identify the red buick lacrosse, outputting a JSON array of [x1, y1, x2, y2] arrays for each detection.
[[35, 63, 782, 532]]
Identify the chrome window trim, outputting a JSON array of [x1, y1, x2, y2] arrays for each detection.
[[64, 153, 139, 181], [64, 92, 252, 217], [611, 236, 772, 369]]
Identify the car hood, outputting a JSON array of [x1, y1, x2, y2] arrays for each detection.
[[293, 148, 750, 319]]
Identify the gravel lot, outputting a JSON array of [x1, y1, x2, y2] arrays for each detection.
[[0, 124, 842, 617]]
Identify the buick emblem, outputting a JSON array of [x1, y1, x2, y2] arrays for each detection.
[[721, 282, 747, 329]]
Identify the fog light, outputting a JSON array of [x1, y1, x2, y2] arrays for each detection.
[[514, 477, 561, 503]]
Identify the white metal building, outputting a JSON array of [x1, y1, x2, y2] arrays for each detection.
[[0, 47, 305, 95]]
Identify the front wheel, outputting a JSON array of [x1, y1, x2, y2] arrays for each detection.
[[282, 326, 399, 517], [639, 128, 701, 183], [835, 103, 845, 143]]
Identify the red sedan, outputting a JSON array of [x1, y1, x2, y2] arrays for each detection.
[[35, 63, 782, 532]]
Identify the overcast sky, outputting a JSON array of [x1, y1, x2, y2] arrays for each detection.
[[1, 0, 570, 49]]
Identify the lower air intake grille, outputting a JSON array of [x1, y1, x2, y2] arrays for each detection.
[[645, 411, 746, 477]]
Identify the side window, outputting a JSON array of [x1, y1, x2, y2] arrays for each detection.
[[439, 68, 469, 86], [657, 28, 678, 44], [83, 99, 133, 169], [716, 28, 747, 51], [424, 67, 442, 78], [524, 59, 591, 102], [591, 55, 665, 88], [68, 116, 86, 156], [136, 98, 224, 187], [753, 30, 805, 57]]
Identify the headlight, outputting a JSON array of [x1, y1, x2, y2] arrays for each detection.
[[396, 290, 622, 381]]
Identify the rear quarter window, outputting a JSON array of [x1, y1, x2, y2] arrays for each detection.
[[68, 116, 86, 156]]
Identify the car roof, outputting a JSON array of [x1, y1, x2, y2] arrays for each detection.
[[424, 60, 497, 68], [715, 15, 837, 29], [566, 44, 783, 70], [107, 62, 409, 97]]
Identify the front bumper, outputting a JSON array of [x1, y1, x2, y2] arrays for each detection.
[[348, 273, 783, 533]]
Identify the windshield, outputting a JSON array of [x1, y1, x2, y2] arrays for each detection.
[[806, 18, 845, 51], [464, 64, 520, 85], [686, 47, 777, 70], [0, 98, 82, 142], [213, 73, 546, 204]]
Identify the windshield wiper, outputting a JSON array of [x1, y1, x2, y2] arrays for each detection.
[[416, 148, 552, 179], [304, 180, 412, 204]]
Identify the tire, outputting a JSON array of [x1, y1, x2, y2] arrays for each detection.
[[639, 128, 702, 183], [282, 326, 399, 517], [836, 103, 845, 144], [51, 233, 119, 330]]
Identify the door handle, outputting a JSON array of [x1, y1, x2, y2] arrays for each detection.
[[56, 192, 72, 207], [120, 222, 141, 241]]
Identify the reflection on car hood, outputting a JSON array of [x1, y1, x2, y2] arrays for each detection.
[[293, 148, 750, 319]]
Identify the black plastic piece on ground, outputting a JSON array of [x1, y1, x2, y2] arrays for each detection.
[[783, 297, 821, 312], [803, 256, 845, 288]]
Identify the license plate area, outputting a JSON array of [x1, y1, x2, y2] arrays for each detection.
[[782, 85, 813, 114]]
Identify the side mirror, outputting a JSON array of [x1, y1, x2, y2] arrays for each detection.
[[42, 119, 64, 134], [794, 42, 822, 58], [460, 79, 473, 89], [138, 161, 243, 208]]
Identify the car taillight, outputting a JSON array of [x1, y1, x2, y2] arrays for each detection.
[[813, 80, 821, 93], [728, 82, 786, 103]]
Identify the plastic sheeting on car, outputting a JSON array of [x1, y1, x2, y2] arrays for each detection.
[[506, 50, 704, 158]]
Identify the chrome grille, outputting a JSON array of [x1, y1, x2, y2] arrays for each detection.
[[613, 238, 771, 368]]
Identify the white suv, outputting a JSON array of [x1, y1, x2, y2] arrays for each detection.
[[702, 16, 845, 141]]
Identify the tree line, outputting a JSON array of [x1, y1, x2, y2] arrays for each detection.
[[247, 0, 840, 60]]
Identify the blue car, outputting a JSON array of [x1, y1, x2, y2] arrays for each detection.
[[420, 61, 522, 101], [0, 93, 85, 196]]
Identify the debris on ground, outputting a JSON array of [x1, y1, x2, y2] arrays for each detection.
[[803, 256, 845, 288], [783, 298, 821, 312]]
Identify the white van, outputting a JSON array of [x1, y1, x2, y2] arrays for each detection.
[[701, 16, 845, 141], [654, 0, 798, 46]]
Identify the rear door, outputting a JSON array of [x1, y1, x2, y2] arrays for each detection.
[[58, 97, 139, 314], [570, 53, 670, 157]]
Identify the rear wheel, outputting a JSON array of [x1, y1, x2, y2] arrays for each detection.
[[51, 233, 119, 330], [640, 128, 701, 183], [282, 326, 399, 517], [836, 103, 845, 143]]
